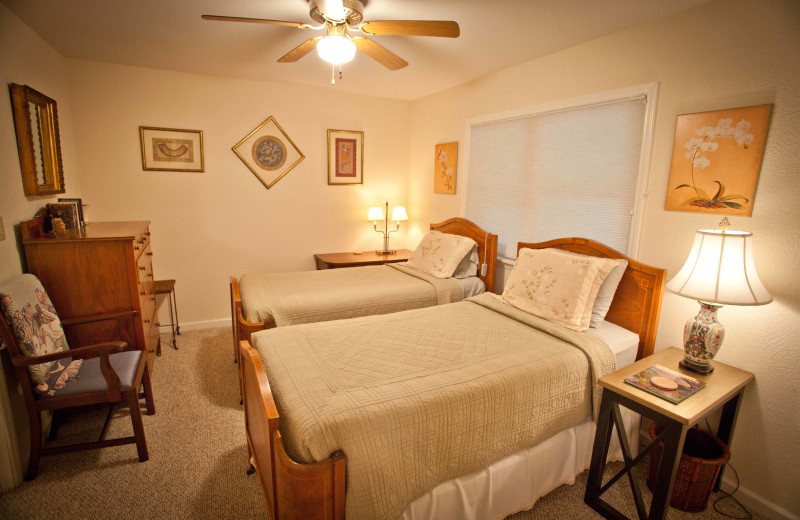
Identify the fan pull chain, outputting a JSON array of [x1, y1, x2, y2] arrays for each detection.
[[331, 64, 336, 85], [339, 64, 343, 80]]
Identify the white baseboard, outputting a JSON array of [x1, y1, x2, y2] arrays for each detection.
[[159, 317, 230, 333], [719, 477, 799, 520]]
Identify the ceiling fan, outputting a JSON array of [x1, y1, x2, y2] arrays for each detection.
[[202, 0, 460, 81]]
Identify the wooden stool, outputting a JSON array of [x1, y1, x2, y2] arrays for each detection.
[[153, 279, 180, 350]]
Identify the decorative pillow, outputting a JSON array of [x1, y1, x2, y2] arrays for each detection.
[[452, 246, 479, 279], [407, 231, 478, 279], [550, 250, 628, 328], [0, 274, 82, 396], [502, 248, 619, 331]]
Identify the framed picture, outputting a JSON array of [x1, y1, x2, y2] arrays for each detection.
[[47, 202, 80, 232], [233, 116, 305, 190], [140, 126, 204, 172], [664, 104, 773, 216], [434, 142, 458, 195], [57, 197, 84, 227], [327, 129, 363, 185]]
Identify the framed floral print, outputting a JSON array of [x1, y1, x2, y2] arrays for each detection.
[[664, 104, 772, 216], [434, 142, 457, 194], [140, 127, 204, 172], [233, 116, 305, 190], [327, 129, 363, 185]]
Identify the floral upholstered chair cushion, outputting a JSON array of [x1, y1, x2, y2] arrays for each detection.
[[407, 230, 478, 279], [502, 248, 619, 332], [0, 274, 82, 396]]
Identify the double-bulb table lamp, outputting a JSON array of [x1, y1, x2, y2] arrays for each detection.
[[666, 220, 772, 374], [368, 201, 408, 254]]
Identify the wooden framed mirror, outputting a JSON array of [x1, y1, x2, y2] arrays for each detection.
[[9, 84, 65, 196]]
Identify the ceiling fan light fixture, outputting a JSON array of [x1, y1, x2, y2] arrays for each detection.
[[317, 35, 356, 64]]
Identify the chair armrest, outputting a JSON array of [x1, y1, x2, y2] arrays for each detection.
[[11, 341, 126, 367], [60, 311, 139, 327]]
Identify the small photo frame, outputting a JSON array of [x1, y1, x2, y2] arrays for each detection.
[[327, 129, 364, 185], [140, 126, 204, 172], [47, 202, 80, 232], [233, 116, 305, 190], [434, 142, 458, 195], [57, 197, 84, 227]]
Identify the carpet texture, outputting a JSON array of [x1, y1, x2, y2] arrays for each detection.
[[0, 327, 762, 520]]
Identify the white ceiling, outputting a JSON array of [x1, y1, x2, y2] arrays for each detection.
[[2, 0, 710, 101]]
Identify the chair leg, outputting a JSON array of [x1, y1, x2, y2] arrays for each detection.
[[25, 409, 43, 481], [127, 390, 149, 462], [141, 364, 156, 416]]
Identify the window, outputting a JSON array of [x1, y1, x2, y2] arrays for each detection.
[[464, 84, 657, 259]]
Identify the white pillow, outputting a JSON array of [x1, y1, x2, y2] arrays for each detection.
[[407, 231, 477, 279], [452, 246, 479, 279], [502, 248, 619, 331]]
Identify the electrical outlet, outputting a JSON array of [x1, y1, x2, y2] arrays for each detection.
[[0, 216, 5, 241]]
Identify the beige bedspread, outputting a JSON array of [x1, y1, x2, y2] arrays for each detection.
[[239, 263, 462, 327], [251, 292, 616, 520]]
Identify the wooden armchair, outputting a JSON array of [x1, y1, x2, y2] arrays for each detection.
[[0, 273, 155, 480]]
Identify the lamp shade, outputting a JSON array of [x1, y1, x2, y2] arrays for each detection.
[[367, 207, 384, 222], [391, 206, 408, 222], [317, 35, 356, 65], [666, 230, 772, 306]]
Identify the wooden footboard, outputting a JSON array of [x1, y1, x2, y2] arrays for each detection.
[[230, 276, 269, 364], [240, 340, 345, 520]]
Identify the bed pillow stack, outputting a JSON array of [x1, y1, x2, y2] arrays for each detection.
[[502, 248, 622, 332], [407, 230, 478, 279]]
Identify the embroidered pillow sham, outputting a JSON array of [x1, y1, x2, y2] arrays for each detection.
[[407, 231, 478, 279], [502, 248, 619, 331]]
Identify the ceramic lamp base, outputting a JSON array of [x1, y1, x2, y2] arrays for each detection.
[[680, 301, 725, 375]]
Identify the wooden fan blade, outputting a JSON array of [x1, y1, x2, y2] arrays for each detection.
[[359, 20, 460, 38], [352, 37, 408, 70], [201, 15, 314, 29], [278, 37, 323, 62]]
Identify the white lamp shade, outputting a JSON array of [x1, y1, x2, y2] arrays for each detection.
[[666, 230, 772, 306], [391, 206, 408, 222], [317, 35, 356, 64], [367, 207, 384, 222]]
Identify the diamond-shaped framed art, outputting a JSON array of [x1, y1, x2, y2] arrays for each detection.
[[233, 116, 305, 189]]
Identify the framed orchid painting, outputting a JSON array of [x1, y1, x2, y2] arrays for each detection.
[[664, 104, 772, 216], [434, 142, 457, 195]]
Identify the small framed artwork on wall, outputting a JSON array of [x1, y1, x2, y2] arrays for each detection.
[[434, 142, 458, 194], [140, 127, 204, 172], [664, 104, 772, 216], [233, 116, 305, 190], [327, 129, 363, 185]]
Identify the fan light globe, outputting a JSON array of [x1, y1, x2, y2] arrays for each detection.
[[317, 35, 356, 65]]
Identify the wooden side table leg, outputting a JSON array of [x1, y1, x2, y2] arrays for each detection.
[[171, 285, 180, 336], [585, 391, 615, 504], [714, 392, 742, 491], [648, 420, 687, 520]]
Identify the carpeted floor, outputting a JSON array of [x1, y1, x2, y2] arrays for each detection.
[[0, 328, 762, 520]]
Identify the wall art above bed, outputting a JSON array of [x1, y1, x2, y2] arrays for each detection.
[[664, 104, 772, 216], [327, 129, 363, 185], [434, 141, 458, 195], [233, 116, 305, 189]]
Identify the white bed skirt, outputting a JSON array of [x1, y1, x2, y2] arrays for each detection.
[[401, 409, 639, 520]]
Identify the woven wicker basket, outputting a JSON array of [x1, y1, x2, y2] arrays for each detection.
[[646, 423, 730, 512]]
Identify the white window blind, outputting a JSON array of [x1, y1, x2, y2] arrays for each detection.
[[465, 96, 648, 259]]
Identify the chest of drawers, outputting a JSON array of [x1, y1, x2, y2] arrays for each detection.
[[21, 219, 160, 372]]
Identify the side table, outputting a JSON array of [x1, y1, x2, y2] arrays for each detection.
[[584, 347, 753, 520], [314, 249, 413, 270]]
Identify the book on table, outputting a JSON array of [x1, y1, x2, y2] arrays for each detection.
[[624, 364, 706, 404]]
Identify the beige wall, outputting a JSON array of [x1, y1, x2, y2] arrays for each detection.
[[0, 4, 86, 491], [407, 0, 800, 517], [67, 60, 412, 327]]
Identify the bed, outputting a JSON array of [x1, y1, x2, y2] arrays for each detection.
[[239, 237, 666, 520], [229, 217, 498, 359]]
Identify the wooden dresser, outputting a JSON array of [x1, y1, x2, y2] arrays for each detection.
[[21, 219, 160, 372]]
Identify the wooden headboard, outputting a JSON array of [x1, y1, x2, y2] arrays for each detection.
[[517, 238, 666, 360], [431, 217, 498, 293]]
